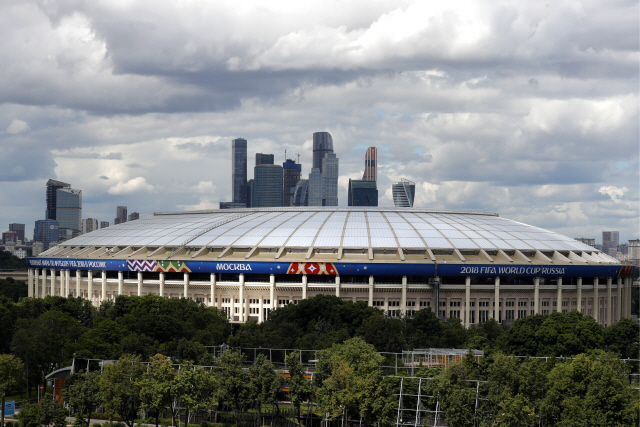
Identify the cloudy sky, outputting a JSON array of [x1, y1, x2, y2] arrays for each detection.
[[1, 0, 638, 243]]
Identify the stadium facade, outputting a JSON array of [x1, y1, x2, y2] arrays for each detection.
[[26, 207, 634, 327]]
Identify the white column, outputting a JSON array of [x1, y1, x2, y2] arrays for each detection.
[[616, 278, 622, 322], [49, 269, 55, 296], [577, 277, 582, 313], [34, 269, 40, 298], [239, 273, 245, 322], [335, 276, 341, 297], [606, 277, 612, 326], [465, 276, 471, 328], [58, 270, 64, 296], [65, 270, 70, 297], [269, 274, 275, 319], [401, 276, 407, 316], [117, 271, 123, 296], [556, 278, 563, 313], [258, 297, 264, 323], [76, 270, 81, 298], [302, 275, 308, 300], [87, 271, 93, 303], [28, 269, 34, 298], [626, 277, 631, 318], [534, 277, 539, 315], [183, 272, 189, 299], [101, 271, 107, 304], [368, 275, 374, 306], [593, 278, 599, 323], [137, 272, 143, 297], [210, 273, 216, 307], [494, 277, 500, 321]]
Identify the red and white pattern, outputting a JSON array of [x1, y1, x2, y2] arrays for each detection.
[[287, 262, 337, 275]]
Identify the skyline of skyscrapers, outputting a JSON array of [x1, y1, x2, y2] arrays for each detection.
[[392, 179, 416, 207]]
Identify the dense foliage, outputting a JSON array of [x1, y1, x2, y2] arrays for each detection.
[[0, 252, 27, 270]]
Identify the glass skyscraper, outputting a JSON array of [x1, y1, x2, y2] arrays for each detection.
[[348, 179, 378, 206], [312, 132, 334, 172], [293, 179, 309, 206], [56, 187, 82, 240], [283, 159, 301, 206], [308, 168, 323, 206], [392, 179, 416, 207], [322, 152, 339, 206], [46, 179, 70, 220], [232, 138, 248, 205], [33, 219, 59, 250], [9, 223, 25, 242], [252, 164, 284, 207]]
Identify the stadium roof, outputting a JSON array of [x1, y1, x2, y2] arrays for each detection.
[[40, 208, 616, 266]]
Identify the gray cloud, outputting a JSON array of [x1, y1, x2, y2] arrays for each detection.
[[0, 0, 636, 243]]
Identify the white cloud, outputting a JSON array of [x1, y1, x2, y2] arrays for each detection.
[[107, 177, 155, 195], [598, 185, 628, 202], [6, 119, 30, 134]]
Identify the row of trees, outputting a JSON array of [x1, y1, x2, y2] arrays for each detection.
[[9, 338, 639, 427]]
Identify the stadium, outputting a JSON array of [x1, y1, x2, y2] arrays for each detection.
[[26, 207, 634, 327]]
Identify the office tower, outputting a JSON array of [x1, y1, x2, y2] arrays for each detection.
[[255, 153, 275, 166], [253, 164, 284, 207], [115, 206, 127, 225], [100, 221, 110, 229], [46, 179, 70, 220], [8, 224, 25, 243], [322, 152, 339, 206], [33, 219, 59, 250], [575, 238, 596, 248], [293, 179, 309, 206], [283, 159, 302, 206], [392, 179, 416, 207], [246, 180, 254, 208], [602, 231, 619, 254], [128, 212, 140, 221], [56, 187, 82, 240], [348, 179, 378, 206], [2, 232, 17, 244], [363, 147, 377, 182], [82, 218, 99, 234], [629, 240, 640, 261], [232, 138, 248, 205], [312, 132, 334, 172], [308, 168, 323, 206]]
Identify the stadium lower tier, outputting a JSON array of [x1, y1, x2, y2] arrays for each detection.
[[27, 267, 634, 327]]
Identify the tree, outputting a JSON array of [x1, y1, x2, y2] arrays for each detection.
[[285, 351, 311, 421], [100, 354, 145, 427], [0, 354, 23, 427], [315, 337, 394, 426], [171, 361, 216, 427], [428, 364, 476, 427], [604, 317, 640, 359], [217, 350, 251, 426], [39, 393, 68, 427], [138, 354, 176, 427], [62, 370, 102, 427], [249, 354, 282, 426]]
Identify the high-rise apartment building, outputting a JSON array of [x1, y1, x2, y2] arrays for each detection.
[[392, 179, 416, 207], [82, 218, 98, 234], [348, 179, 378, 206], [232, 138, 248, 205], [56, 187, 82, 240], [283, 159, 301, 206], [115, 206, 127, 225], [575, 238, 596, 248], [255, 153, 275, 166], [246, 180, 254, 208], [252, 164, 284, 207], [2, 232, 17, 244], [321, 153, 339, 206], [46, 179, 70, 220], [629, 240, 640, 261], [33, 219, 59, 250], [363, 147, 377, 182], [602, 231, 619, 254], [100, 221, 110, 229], [308, 168, 323, 206], [312, 132, 334, 172], [293, 179, 309, 206], [8, 224, 25, 243], [128, 212, 140, 221]]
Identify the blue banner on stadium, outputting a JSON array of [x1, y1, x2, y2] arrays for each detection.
[[26, 258, 633, 278]]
